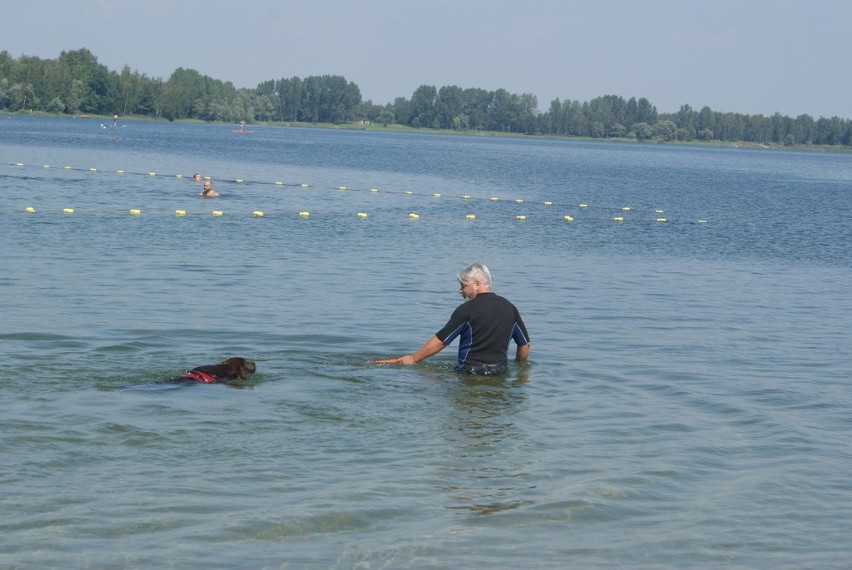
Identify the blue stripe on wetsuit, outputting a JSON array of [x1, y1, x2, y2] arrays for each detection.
[[442, 322, 472, 368]]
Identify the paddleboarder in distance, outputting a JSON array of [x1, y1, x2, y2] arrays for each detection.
[[370, 262, 530, 375]]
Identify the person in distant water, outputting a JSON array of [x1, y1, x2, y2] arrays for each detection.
[[239, 120, 246, 132], [376, 262, 530, 375], [113, 114, 118, 126], [200, 180, 219, 197], [192, 172, 203, 182]]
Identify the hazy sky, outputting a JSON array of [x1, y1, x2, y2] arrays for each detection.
[[2, 0, 849, 119]]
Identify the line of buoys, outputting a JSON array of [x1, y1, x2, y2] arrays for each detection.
[[6, 161, 707, 220], [9, 204, 707, 223]]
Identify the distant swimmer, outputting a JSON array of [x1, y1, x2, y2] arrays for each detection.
[[193, 172, 203, 182], [200, 180, 219, 197], [113, 114, 119, 126]]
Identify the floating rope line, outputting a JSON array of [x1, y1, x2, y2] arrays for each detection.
[[4, 161, 708, 223]]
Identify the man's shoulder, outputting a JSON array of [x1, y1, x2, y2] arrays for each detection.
[[477, 291, 512, 304]]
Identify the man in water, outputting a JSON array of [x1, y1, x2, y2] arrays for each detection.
[[382, 262, 530, 375], [200, 180, 219, 197]]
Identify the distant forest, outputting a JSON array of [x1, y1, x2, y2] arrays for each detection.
[[2, 48, 850, 147]]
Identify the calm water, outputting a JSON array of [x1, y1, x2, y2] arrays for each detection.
[[1, 116, 851, 568]]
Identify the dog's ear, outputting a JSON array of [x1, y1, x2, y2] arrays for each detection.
[[229, 357, 248, 377]]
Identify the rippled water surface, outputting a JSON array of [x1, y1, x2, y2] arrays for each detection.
[[1, 116, 851, 568]]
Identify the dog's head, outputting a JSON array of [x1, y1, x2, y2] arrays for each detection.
[[218, 357, 256, 378]]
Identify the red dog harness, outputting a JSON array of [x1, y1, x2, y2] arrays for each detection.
[[181, 370, 217, 383]]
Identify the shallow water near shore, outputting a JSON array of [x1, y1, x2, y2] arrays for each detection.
[[1, 116, 851, 568]]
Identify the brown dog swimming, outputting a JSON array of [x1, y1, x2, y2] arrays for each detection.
[[172, 357, 256, 384]]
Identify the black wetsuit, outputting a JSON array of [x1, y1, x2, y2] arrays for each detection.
[[436, 292, 530, 375]]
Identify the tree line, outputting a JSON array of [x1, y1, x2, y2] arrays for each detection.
[[1, 48, 850, 147]]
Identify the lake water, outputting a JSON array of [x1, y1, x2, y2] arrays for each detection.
[[1, 116, 851, 568]]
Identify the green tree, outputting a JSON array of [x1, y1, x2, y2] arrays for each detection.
[[409, 85, 437, 128], [435, 85, 464, 129], [654, 120, 678, 141], [391, 97, 410, 125], [277, 76, 303, 121], [791, 114, 815, 145], [675, 104, 697, 138]]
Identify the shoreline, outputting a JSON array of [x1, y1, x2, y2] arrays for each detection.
[[8, 110, 850, 154]]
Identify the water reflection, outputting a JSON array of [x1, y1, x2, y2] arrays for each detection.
[[428, 366, 537, 515]]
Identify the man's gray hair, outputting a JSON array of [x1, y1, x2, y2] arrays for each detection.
[[458, 262, 492, 286]]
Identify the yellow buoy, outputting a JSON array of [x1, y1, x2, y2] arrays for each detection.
[[212, 210, 223, 216], [253, 211, 264, 217], [357, 212, 368, 218], [370, 188, 379, 193], [515, 199, 524, 204], [25, 206, 36, 213], [516, 215, 527, 221], [175, 174, 183, 179], [656, 209, 664, 214], [129, 209, 141, 215], [613, 216, 624, 222], [175, 210, 186, 216], [656, 217, 667, 222], [622, 206, 631, 211], [338, 186, 346, 191], [579, 203, 588, 208], [63, 208, 74, 214], [300, 183, 310, 187], [275, 181, 284, 186], [15, 162, 24, 167], [408, 213, 420, 219], [64, 166, 72, 170], [490, 197, 499, 202], [88, 168, 97, 172], [432, 193, 441, 198], [43, 164, 50, 169], [235, 179, 244, 183], [117, 170, 125, 174], [148, 172, 156, 176], [298, 211, 310, 218], [563, 215, 574, 222], [465, 214, 476, 220], [544, 201, 553, 206], [404, 191, 413, 195], [698, 219, 708, 224], [462, 195, 471, 200]]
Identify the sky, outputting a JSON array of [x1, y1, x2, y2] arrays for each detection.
[[2, 0, 850, 119]]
